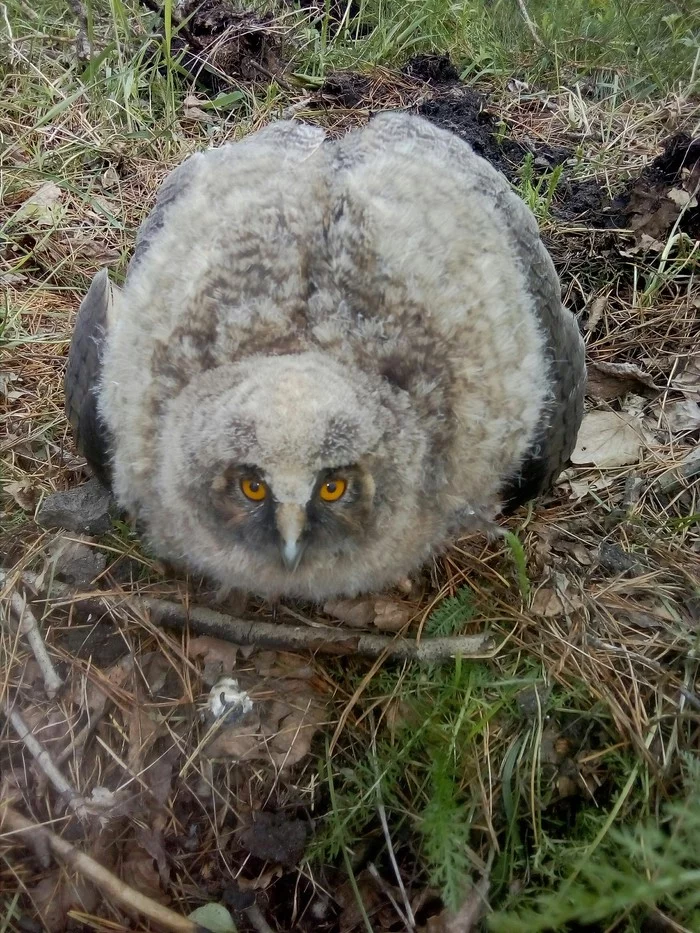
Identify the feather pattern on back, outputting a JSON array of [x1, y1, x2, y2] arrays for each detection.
[[65, 113, 585, 600]]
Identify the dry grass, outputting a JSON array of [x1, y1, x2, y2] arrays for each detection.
[[1, 2, 700, 929]]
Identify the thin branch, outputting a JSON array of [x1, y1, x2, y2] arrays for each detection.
[[516, 0, 544, 48], [9, 590, 63, 698], [244, 903, 276, 933], [67, 0, 92, 63], [2, 702, 88, 820], [11, 571, 498, 663], [371, 737, 415, 929], [0, 806, 196, 933]]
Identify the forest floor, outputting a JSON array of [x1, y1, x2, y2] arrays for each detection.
[[1, 1, 700, 931]]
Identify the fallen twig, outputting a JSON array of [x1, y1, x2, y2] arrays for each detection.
[[2, 702, 88, 820], [8, 590, 63, 698], [67, 0, 91, 62], [244, 903, 276, 933], [0, 806, 196, 932], [12, 571, 498, 663], [516, 0, 544, 48], [372, 737, 415, 929]]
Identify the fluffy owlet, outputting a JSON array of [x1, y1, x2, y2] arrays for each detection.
[[65, 114, 585, 601]]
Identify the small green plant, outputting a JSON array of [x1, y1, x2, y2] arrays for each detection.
[[419, 748, 475, 910], [425, 586, 476, 637], [490, 757, 700, 932], [503, 531, 531, 600], [515, 153, 564, 222]]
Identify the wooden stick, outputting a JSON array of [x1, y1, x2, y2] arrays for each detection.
[[9, 590, 63, 698], [2, 702, 89, 821], [0, 806, 196, 933], [9, 571, 498, 663]]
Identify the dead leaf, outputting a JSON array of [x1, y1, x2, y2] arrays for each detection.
[[205, 708, 263, 760], [101, 166, 120, 190], [140, 650, 172, 696], [564, 472, 614, 500], [12, 181, 64, 227], [126, 706, 164, 771], [654, 446, 700, 494], [585, 294, 608, 332], [674, 355, 700, 392], [121, 845, 169, 905], [21, 707, 70, 754], [136, 824, 170, 887], [237, 865, 284, 891], [373, 598, 412, 632], [188, 635, 239, 674], [667, 186, 698, 208], [557, 774, 580, 798], [68, 234, 121, 264], [531, 574, 584, 618], [336, 870, 385, 933], [0, 271, 28, 286], [586, 360, 657, 401], [659, 398, 700, 433], [252, 650, 315, 680], [3, 479, 39, 511], [183, 94, 213, 123], [81, 654, 135, 713], [204, 673, 327, 770], [425, 874, 490, 932], [531, 587, 565, 617], [144, 746, 178, 808], [267, 700, 326, 768], [571, 411, 644, 467], [324, 597, 375, 628], [325, 596, 412, 631], [31, 872, 99, 933]]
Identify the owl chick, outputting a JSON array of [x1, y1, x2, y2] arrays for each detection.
[[65, 114, 585, 602]]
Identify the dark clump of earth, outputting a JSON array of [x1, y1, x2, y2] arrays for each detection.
[[612, 133, 700, 242], [236, 810, 309, 867], [166, 0, 287, 89], [417, 79, 624, 227], [418, 87, 528, 180], [402, 53, 460, 85], [317, 71, 373, 109]]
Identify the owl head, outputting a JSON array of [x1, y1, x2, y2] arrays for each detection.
[[148, 352, 432, 598]]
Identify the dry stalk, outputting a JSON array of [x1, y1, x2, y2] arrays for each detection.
[[0, 806, 196, 932], [244, 903, 276, 933], [66, 0, 91, 62], [14, 571, 498, 663], [8, 590, 63, 697], [516, 0, 544, 48], [2, 702, 88, 820]]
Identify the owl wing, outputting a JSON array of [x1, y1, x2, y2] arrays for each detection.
[[64, 268, 116, 485], [65, 121, 327, 485], [333, 112, 586, 510]]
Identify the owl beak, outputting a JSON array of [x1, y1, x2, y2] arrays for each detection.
[[276, 503, 307, 571]]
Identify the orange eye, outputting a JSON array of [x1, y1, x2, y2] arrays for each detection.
[[320, 478, 347, 502], [240, 478, 267, 502]]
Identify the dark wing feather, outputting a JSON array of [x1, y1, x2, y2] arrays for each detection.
[[497, 229, 586, 512], [64, 158, 200, 484], [64, 269, 113, 486]]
